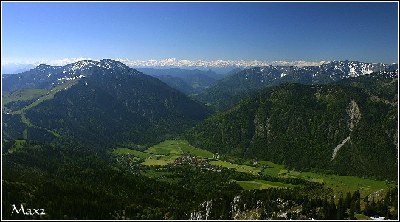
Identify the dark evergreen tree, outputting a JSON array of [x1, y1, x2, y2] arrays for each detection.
[[336, 194, 345, 220], [344, 192, 352, 209], [349, 202, 355, 219], [352, 190, 361, 213]]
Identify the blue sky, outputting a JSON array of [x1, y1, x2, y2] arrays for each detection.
[[2, 2, 398, 64]]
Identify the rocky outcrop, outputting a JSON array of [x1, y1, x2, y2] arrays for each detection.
[[331, 99, 361, 160]]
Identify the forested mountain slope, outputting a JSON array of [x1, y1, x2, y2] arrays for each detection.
[[2, 60, 210, 148], [187, 73, 398, 180]]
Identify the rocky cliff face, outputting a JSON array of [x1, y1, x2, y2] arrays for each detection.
[[331, 100, 362, 160], [187, 79, 398, 180]]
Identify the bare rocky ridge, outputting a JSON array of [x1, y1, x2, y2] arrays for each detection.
[[331, 99, 361, 160]]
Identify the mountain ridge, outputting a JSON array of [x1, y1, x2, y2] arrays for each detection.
[[2, 59, 211, 148], [194, 60, 398, 111]]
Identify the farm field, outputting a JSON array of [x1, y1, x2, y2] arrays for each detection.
[[235, 180, 295, 190], [112, 139, 396, 202], [209, 160, 260, 175]]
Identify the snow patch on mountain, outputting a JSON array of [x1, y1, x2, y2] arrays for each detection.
[[117, 58, 329, 68]]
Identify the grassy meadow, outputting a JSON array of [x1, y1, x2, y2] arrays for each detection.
[[112, 139, 396, 201]]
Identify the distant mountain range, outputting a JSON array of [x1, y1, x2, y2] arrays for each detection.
[[118, 58, 329, 69], [5, 60, 396, 97], [0, 58, 341, 75], [194, 60, 398, 111], [137, 68, 224, 95], [1, 63, 36, 74]]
